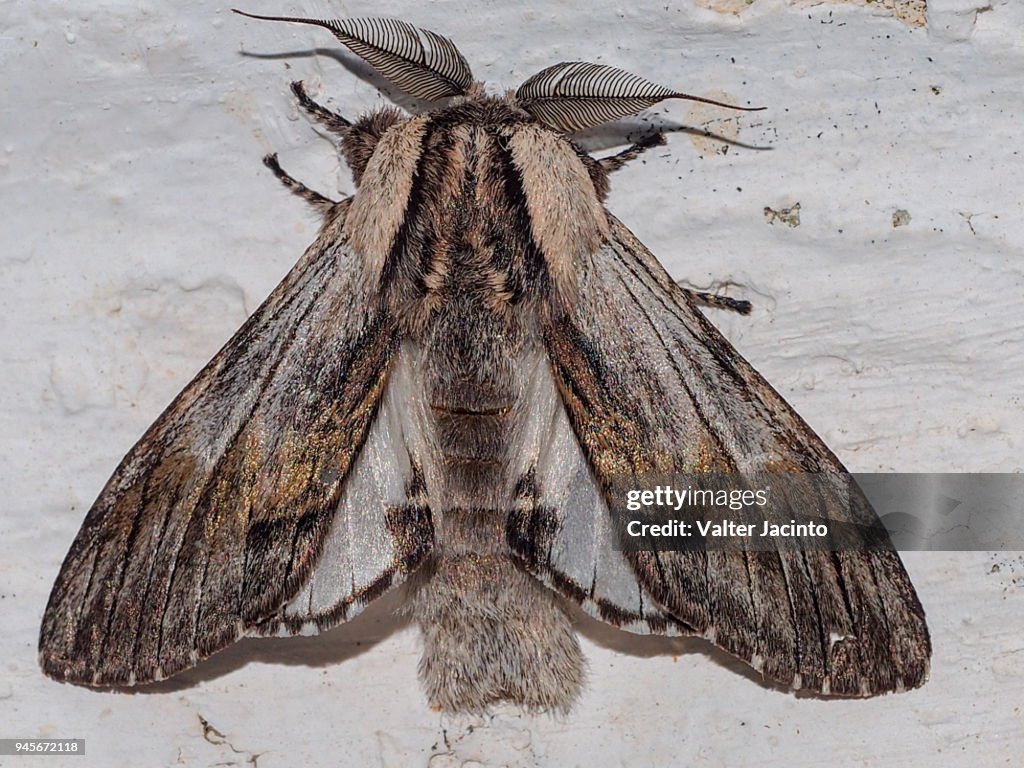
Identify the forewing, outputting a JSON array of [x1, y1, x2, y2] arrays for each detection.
[[40, 202, 412, 685], [535, 214, 930, 696]]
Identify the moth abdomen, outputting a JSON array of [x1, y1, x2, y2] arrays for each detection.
[[411, 519, 585, 713], [431, 408, 512, 459], [422, 333, 526, 502]]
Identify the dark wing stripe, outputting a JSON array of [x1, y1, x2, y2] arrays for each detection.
[[787, 563, 818, 680], [489, 134, 549, 299], [381, 126, 436, 291]]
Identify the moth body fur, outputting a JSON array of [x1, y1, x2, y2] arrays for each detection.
[[39, 12, 930, 714]]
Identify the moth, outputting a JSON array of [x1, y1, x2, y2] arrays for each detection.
[[40, 11, 931, 712]]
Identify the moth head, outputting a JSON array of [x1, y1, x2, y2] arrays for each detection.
[[514, 61, 764, 134]]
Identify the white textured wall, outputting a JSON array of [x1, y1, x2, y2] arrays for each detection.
[[3, 0, 1022, 765]]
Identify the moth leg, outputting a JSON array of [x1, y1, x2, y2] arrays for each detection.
[[600, 132, 666, 173], [262, 153, 339, 216], [290, 80, 352, 134], [679, 285, 753, 315]]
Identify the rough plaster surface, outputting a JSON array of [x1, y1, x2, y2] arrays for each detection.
[[2, 1, 1022, 766]]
